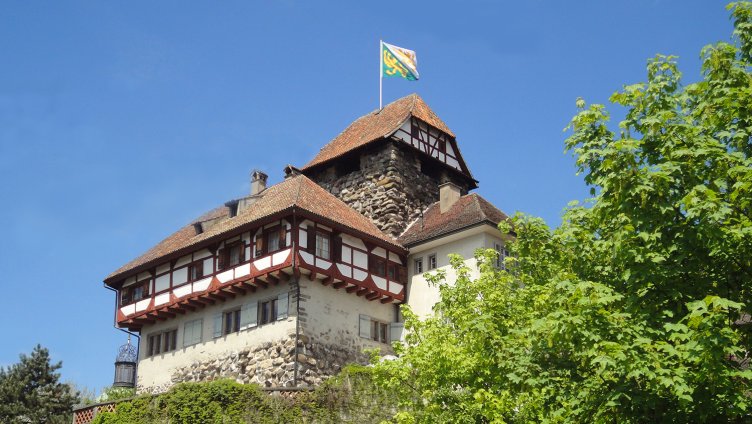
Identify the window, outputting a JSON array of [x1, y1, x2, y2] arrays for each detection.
[[188, 261, 204, 282], [315, 232, 330, 259], [183, 319, 203, 347], [428, 254, 437, 270], [255, 233, 264, 258], [414, 257, 423, 274], [218, 242, 244, 270], [228, 243, 243, 267], [260, 298, 278, 325], [360, 315, 390, 344], [370, 256, 386, 276], [120, 280, 150, 306], [387, 263, 397, 281], [495, 243, 509, 270], [265, 226, 287, 253], [371, 321, 388, 343], [147, 329, 177, 357], [223, 309, 241, 335]]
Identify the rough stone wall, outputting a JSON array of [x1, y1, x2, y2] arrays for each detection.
[[136, 334, 370, 394], [307, 140, 469, 238]]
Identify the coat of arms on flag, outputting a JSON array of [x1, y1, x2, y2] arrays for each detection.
[[382, 42, 419, 81]]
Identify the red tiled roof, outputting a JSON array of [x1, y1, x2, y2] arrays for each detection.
[[398, 193, 510, 246], [106, 175, 402, 283], [302, 93, 454, 170]]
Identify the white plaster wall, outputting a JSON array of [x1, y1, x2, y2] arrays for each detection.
[[406, 231, 486, 319], [136, 283, 295, 390], [300, 276, 395, 353]]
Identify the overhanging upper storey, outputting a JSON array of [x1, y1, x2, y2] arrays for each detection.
[[105, 175, 409, 331], [301, 93, 477, 189]]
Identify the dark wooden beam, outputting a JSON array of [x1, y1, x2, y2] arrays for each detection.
[[321, 275, 334, 286], [267, 274, 280, 286], [254, 277, 268, 289], [167, 305, 187, 315], [380, 296, 393, 304], [275, 270, 289, 282], [178, 300, 197, 311], [133, 316, 156, 325], [239, 280, 257, 292], [206, 291, 232, 301], [225, 284, 247, 295], [333, 281, 347, 289], [366, 292, 380, 301], [356, 288, 369, 297], [155, 310, 177, 320], [346, 285, 360, 293], [187, 298, 211, 308]]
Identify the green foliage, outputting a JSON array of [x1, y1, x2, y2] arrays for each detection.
[[0, 344, 80, 424], [91, 370, 399, 424], [99, 386, 136, 402], [368, 2, 752, 423]]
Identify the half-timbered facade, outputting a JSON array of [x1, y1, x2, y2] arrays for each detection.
[[105, 93, 512, 393]]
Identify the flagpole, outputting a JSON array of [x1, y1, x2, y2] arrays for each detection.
[[379, 39, 383, 110]]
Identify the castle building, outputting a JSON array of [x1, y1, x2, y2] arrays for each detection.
[[104, 94, 511, 393]]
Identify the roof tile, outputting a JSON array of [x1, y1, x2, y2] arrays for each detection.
[[398, 193, 510, 246], [302, 93, 454, 170], [106, 175, 401, 282]]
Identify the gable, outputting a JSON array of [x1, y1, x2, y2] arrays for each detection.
[[301, 94, 474, 184], [389, 116, 474, 179]]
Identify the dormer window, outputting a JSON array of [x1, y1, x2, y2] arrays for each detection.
[[225, 200, 239, 218]]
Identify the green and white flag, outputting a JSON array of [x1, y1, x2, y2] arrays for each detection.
[[382, 41, 419, 81]]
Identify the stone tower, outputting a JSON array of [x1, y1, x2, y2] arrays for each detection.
[[300, 94, 477, 238]]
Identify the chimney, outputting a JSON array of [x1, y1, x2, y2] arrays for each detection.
[[250, 170, 268, 195], [439, 182, 462, 213]]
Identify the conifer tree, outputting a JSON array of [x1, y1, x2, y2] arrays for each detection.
[[0, 345, 79, 424]]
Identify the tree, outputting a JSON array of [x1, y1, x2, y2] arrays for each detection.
[[0, 345, 80, 424], [370, 2, 752, 422]]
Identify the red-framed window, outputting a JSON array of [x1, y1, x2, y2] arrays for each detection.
[[370, 255, 386, 277], [120, 280, 151, 306], [306, 224, 341, 261], [256, 225, 287, 257], [218, 242, 245, 270], [188, 261, 204, 282]]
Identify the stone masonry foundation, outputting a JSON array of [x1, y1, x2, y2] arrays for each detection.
[[137, 334, 372, 394]]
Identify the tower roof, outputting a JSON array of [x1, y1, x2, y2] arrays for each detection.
[[302, 93, 455, 171]]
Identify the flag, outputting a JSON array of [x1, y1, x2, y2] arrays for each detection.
[[382, 42, 419, 81]]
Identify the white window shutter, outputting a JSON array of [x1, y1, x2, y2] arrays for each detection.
[[359, 314, 371, 339], [212, 313, 223, 338], [240, 302, 258, 330], [277, 292, 289, 320], [390, 322, 404, 343]]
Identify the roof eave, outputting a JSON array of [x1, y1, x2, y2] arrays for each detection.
[[103, 206, 297, 286], [402, 220, 500, 248]]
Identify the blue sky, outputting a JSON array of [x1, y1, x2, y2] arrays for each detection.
[[0, 1, 731, 392]]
